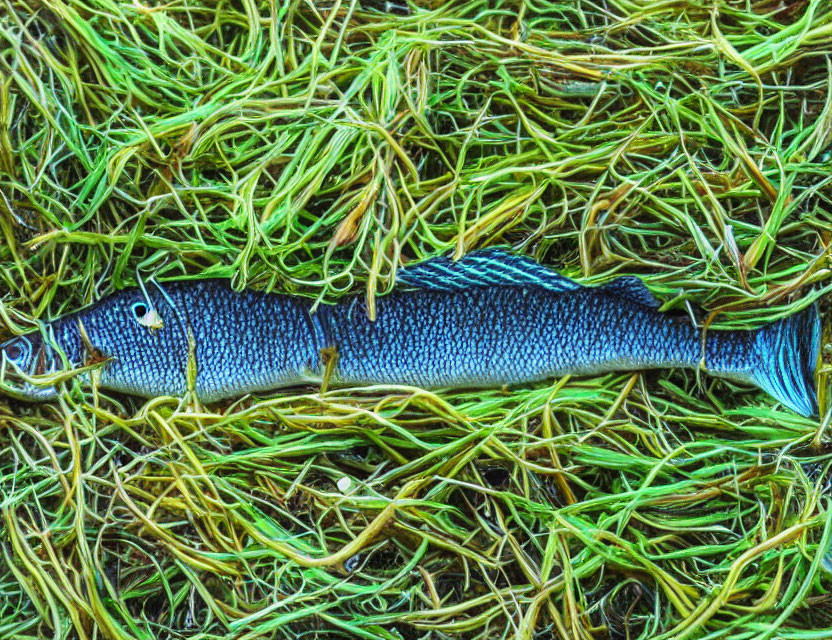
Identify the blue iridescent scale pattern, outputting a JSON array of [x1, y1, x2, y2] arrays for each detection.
[[325, 286, 755, 388], [49, 262, 758, 401]]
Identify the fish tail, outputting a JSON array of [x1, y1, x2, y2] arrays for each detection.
[[751, 304, 821, 417]]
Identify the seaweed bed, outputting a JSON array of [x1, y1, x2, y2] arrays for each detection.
[[1, 0, 832, 638]]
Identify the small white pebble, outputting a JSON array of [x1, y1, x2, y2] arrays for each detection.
[[337, 477, 352, 493], [138, 308, 164, 331]]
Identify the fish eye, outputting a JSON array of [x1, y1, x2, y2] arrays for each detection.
[[131, 302, 149, 319], [131, 300, 164, 331]]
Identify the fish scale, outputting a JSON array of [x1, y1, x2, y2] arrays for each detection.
[[0, 250, 820, 416], [325, 286, 706, 388]]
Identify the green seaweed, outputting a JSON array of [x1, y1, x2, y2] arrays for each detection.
[[0, 0, 831, 638]]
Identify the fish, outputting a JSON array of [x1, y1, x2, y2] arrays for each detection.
[[0, 249, 821, 416]]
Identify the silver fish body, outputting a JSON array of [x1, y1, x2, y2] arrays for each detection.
[[0, 250, 821, 415]]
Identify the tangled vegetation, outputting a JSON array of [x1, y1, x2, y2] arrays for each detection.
[[1, 0, 831, 638]]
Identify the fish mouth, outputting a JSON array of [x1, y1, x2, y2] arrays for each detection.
[[0, 332, 62, 401]]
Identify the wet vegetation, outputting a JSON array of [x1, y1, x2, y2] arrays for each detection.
[[1, 0, 831, 638]]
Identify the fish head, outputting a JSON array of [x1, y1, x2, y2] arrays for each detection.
[[1, 286, 192, 402], [0, 326, 80, 400], [70, 288, 189, 398]]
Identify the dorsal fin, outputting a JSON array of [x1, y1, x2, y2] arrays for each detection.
[[396, 250, 661, 307], [597, 276, 660, 308], [397, 248, 581, 293]]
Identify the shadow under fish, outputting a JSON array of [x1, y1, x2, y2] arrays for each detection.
[[0, 249, 821, 416]]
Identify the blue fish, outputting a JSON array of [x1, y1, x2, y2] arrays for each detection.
[[0, 249, 821, 416]]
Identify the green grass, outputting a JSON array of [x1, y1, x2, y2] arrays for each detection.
[[1, 0, 832, 638]]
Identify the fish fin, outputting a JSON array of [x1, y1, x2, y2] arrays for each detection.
[[751, 304, 820, 417], [597, 276, 660, 308], [397, 248, 581, 293]]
